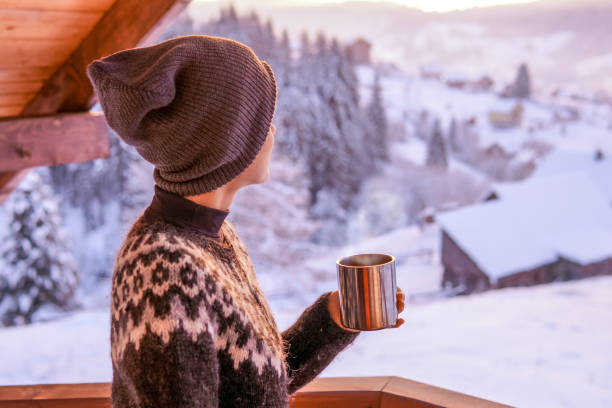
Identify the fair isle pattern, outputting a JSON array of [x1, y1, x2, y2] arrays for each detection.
[[111, 218, 286, 378]]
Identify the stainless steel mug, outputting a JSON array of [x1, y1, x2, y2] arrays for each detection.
[[336, 253, 397, 330]]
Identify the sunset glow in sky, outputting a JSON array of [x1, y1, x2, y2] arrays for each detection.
[[199, 0, 539, 12]]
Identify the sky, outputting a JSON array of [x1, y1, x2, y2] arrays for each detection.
[[195, 0, 539, 12]]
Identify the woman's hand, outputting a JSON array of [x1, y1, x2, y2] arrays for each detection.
[[328, 287, 405, 331]]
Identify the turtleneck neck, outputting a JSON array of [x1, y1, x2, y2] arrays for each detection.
[[144, 185, 230, 239]]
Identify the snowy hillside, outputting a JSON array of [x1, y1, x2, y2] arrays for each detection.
[[1, 273, 610, 408], [356, 63, 612, 157]]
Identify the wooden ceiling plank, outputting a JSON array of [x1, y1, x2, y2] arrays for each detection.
[[0, 0, 116, 13], [0, 66, 55, 82], [0, 9, 103, 41], [0, 93, 37, 105], [0, 112, 110, 172], [0, 39, 76, 69], [0, 106, 22, 116], [21, 0, 191, 115], [0, 81, 43, 94]]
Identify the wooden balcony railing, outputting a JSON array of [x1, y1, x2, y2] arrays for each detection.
[[0, 376, 512, 408]]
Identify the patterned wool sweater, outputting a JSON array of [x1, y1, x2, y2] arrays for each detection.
[[110, 185, 360, 407]]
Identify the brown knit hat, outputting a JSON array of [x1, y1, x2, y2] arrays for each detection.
[[86, 35, 278, 196]]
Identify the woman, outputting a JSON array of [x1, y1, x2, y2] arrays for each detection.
[[87, 34, 405, 408]]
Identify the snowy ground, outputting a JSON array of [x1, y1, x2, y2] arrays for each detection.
[[1, 271, 611, 408], [316, 275, 612, 408]]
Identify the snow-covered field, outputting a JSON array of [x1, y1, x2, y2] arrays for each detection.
[[318, 275, 612, 408], [1, 270, 611, 408]]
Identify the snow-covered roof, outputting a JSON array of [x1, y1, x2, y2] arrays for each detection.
[[554, 225, 612, 265], [534, 148, 612, 204], [437, 172, 612, 282], [420, 64, 442, 73], [444, 72, 470, 83]]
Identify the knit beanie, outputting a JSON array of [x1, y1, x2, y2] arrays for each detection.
[[86, 35, 278, 196]]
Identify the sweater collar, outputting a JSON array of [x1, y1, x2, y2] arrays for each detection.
[[146, 184, 230, 238]]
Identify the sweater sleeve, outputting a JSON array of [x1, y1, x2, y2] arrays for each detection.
[[281, 291, 360, 394]]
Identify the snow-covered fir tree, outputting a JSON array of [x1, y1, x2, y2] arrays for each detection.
[[0, 169, 79, 327], [425, 119, 448, 171], [416, 109, 431, 140], [512, 62, 531, 99], [448, 117, 459, 152], [316, 37, 369, 208], [201, 4, 278, 67], [367, 72, 389, 163], [278, 28, 292, 86]]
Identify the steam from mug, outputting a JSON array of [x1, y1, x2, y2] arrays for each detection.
[[336, 253, 397, 330]]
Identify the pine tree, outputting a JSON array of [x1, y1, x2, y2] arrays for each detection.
[[425, 119, 448, 171], [278, 29, 292, 87], [320, 36, 369, 209], [226, 3, 238, 22], [0, 169, 79, 326], [513, 62, 531, 99], [367, 72, 389, 163], [448, 117, 459, 152], [315, 31, 327, 57], [416, 109, 430, 140], [280, 29, 291, 62]]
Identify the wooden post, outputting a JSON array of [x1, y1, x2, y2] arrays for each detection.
[[0, 112, 110, 172]]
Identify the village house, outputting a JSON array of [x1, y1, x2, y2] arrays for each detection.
[[488, 102, 524, 129], [419, 64, 442, 80], [345, 37, 372, 65], [437, 172, 612, 294], [441, 72, 495, 92], [444, 73, 469, 89], [469, 75, 494, 92]]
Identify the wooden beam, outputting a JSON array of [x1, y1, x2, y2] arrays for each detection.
[[380, 376, 513, 408], [0, 382, 109, 408], [290, 376, 386, 408], [0, 112, 109, 172], [0, 0, 190, 204], [0, 377, 513, 408], [21, 0, 190, 115]]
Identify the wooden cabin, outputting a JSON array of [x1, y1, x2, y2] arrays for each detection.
[[0, 1, 511, 406], [438, 172, 612, 294]]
